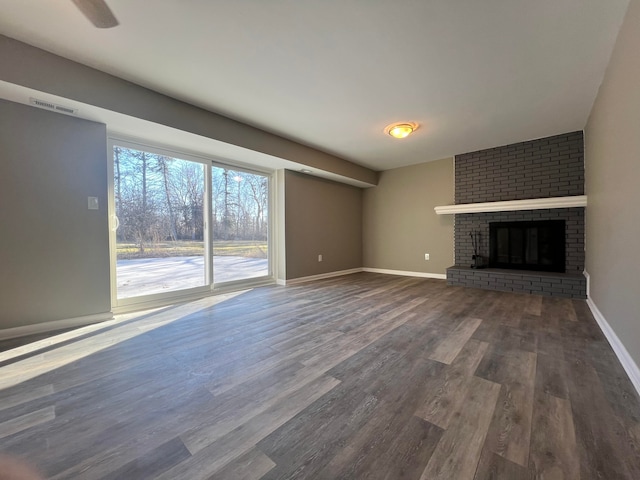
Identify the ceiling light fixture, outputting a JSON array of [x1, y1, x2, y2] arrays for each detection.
[[385, 122, 418, 139]]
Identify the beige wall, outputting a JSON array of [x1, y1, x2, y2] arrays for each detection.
[[0, 35, 376, 187], [285, 171, 362, 279], [0, 99, 111, 329], [363, 158, 454, 275], [585, 0, 640, 365]]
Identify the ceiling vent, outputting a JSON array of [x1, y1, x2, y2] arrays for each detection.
[[29, 97, 78, 116]]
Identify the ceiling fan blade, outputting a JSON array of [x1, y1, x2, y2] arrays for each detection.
[[71, 0, 119, 28]]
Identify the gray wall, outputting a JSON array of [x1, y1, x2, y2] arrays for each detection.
[[0, 99, 111, 329], [0, 35, 376, 187], [362, 158, 454, 275], [585, 0, 640, 365], [285, 171, 362, 279]]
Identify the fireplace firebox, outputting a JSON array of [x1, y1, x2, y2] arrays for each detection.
[[489, 220, 565, 272]]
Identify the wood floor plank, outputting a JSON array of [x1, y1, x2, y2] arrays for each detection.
[[481, 350, 537, 467], [593, 359, 640, 453], [492, 325, 537, 354], [322, 346, 444, 479], [270, 329, 344, 357], [473, 448, 529, 480], [47, 388, 216, 479], [370, 416, 443, 480], [205, 448, 276, 480], [1, 273, 639, 479], [164, 375, 340, 479], [299, 311, 419, 371], [204, 351, 303, 396], [524, 295, 542, 316], [467, 289, 502, 322], [0, 406, 55, 440], [535, 350, 569, 399], [0, 357, 182, 425], [20, 368, 192, 449], [416, 339, 489, 428], [520, 312, 558, 337], [420, 376, 501, 480], [42, 386, 215, 479], [97, 436, 192, 480], [528, 392, 579, 480], [482, 293, 527, 328], [258, 389, 381, 480], [326, 331, 407, 382], [180, 362, 330, 454], [318, 412, 442, 480], [563, 298, 578, 322], [541, 296, 575, 326], [564, 353, 640, 479], [359, 346, 445, 407], [429, 317, 483, 364], [0, 384, 54, 412]]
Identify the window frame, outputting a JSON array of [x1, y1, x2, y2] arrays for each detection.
[[107, 135, 275, 313]]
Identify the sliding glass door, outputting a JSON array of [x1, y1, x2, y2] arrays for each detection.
[[109, 140, 271, 308], [211, 166, 269, 284], [112, 145, 207, 299]]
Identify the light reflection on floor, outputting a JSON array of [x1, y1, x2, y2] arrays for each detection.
[[0, 289, 249, 390]]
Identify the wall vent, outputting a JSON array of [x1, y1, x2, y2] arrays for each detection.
[[29, 97, 78, 116]]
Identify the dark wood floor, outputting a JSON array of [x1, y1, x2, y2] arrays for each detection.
[[1, 273, 639, 479]]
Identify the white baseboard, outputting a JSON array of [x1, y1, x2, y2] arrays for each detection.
[[0, 312, 114, 341], [281, 267, 446, 286], [586, 296, 640, 397], [362, 267, 447, 280], [283, 268, 363, 285], [584, 270, 590, 297]]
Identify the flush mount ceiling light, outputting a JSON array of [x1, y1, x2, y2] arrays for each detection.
[[385, 122, 419, 139]]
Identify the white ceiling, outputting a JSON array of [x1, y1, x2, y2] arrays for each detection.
[[0, 0, 630, 171]]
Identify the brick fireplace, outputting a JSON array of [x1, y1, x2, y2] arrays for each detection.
[[445, 131, 587, 298]]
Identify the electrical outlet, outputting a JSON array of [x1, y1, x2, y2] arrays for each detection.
[[318, 254, 323, 262], [424, 253, 430, 260]]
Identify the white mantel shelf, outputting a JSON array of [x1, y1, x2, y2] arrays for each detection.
[[434, 195, 587, 215]]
